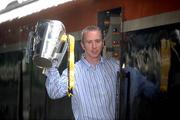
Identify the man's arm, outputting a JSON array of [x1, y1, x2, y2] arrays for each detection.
[[45, 67, 68, 99]]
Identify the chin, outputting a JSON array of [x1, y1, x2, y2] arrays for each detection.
[[91, 54, 100, 58]]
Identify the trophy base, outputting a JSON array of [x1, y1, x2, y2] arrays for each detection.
[[33, 56, 52, 68]]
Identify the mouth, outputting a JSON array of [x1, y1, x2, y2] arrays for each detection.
[[91, 50, 98, 54]]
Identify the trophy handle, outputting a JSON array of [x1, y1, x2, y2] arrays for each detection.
[[25, 31, 35, 63], [52, 35, 69, 67]]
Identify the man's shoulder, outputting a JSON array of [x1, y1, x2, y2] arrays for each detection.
[[103, 56, 119, 64]]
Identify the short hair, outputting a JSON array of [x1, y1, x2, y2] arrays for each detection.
[[81, 25, 102, 43]]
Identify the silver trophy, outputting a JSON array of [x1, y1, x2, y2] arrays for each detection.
[[26, 20, 75, 96], [26, 19, 68, 69]]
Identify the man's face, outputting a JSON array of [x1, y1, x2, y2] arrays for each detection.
[[81, 30, 103, 60]]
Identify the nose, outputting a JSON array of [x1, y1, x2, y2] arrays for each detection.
[[92, 41, 97, 48]]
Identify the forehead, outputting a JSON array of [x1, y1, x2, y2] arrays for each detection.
[[84, 30, 102, 40]]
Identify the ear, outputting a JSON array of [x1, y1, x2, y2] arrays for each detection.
[[81, 42, 85, 50]]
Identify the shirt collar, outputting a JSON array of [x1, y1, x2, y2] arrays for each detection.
[[81, 54, 104, 70]]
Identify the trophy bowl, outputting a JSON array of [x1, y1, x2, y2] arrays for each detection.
[[32, 20, 66, 68]]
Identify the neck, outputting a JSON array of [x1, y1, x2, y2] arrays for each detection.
[[84, 55, 101, 65]]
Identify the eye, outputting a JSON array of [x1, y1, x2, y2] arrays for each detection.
[[87, 41, 92, 44], [96, 39, 102, 43]]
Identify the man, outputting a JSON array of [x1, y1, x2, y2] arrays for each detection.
[[45, 25, 119, 120]]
